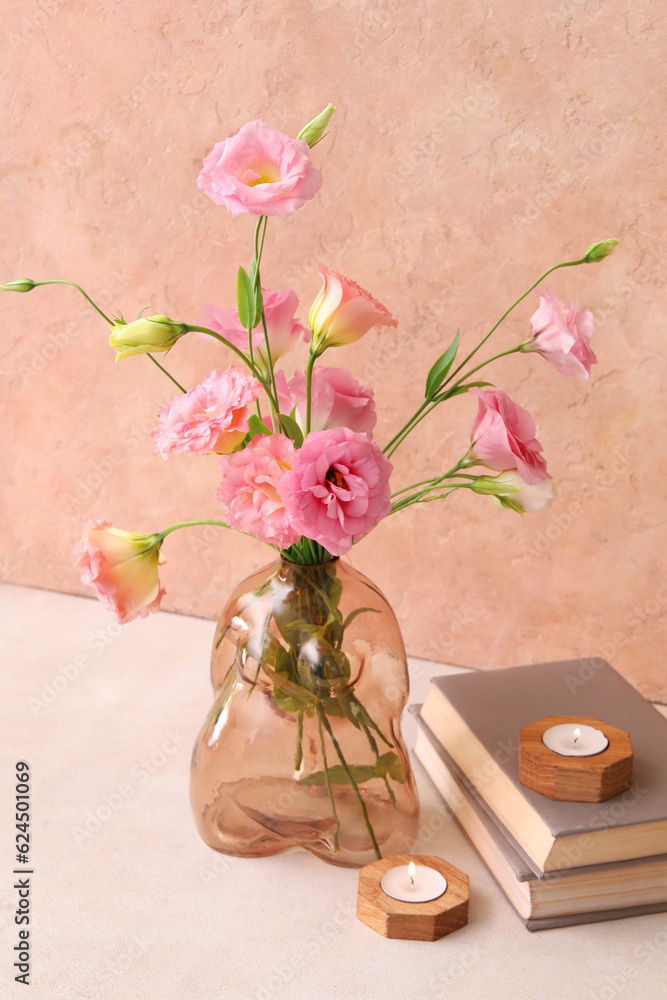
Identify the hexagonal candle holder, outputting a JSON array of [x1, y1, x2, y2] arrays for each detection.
[[356, 854, 469, 941], [519, 716, 633, 802]]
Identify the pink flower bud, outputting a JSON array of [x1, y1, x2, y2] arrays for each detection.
[[469, 388, 551, 485], [204, 289, 308, 366], [74, 521, 165, 624], [308, 266, 397, 352], [276, 366, 376, 435], [524, 288, 596, 379]]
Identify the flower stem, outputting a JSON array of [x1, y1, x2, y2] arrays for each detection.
[[390, 460, 466, 500], [147, 353, 186, 393], [294, 709, 304, 771], [260, 312, 278, 431], [253, 216, 280, 430], [385, 345, 524, 459], [357, 718, 397, 808], [390, 481, 478, 513], [281, 538, 333, 565], [384, 345, 524, 458], [383, 256, 588, 457], [442, 257, 588, 390], [254, 215, 268, 261], [390, 474, 445, 498], [185, 325, 279, 410], [319, 709, 381, 860], [437, 344, 524, 398], [316, 704, 340, 853], [382, 400, 431, 455], [156, 519, 231, 541], [32, 280, 113, 324], [305, 352, 317, 435], [186, 324, 254, 366]]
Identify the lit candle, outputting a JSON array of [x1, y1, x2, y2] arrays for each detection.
[[542, 722, 609, 757], [380, 861, 448, 902]]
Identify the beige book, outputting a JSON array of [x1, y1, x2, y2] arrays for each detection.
[[414, 719, 667, 928], [419, 659, 667, 873]]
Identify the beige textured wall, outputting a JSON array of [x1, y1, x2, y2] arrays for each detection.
[[2, 0, 666, 699]]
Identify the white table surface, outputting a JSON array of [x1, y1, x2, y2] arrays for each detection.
[[1, 582, 665, 1000]]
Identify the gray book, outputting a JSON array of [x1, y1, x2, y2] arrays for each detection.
[[419, 659, 667, 873], [413, 710, 667, 930]]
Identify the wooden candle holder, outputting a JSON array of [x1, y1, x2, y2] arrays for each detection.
[[357, 854, 469, 941], [519, 716, 633, 802]]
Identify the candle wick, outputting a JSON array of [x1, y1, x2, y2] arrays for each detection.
[[409, 874, 414, 885], [573, 735, 579, 744]]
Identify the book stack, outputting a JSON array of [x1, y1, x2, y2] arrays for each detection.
[[414, 659, 667, 930]]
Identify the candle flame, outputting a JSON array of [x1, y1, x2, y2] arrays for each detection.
[[573, 727, 581, 744], [408, 861, 416, 885]]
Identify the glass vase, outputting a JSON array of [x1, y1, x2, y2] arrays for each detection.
[[190, 557, 419, 868]]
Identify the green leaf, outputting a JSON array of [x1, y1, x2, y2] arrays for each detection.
[[425, 330, 460, 399], [278, 413, 304, 448], [248, 259, 264, 325], [319, 699, 347, 718], [236, 265, 256, 331], [327, 619, 344, 649], [436, 379, 493, 401], [273, 685, 308, 714], [332, 692, 363, 730], [214, 621, 232, 650], [294, 709, 304, 770], [298, 751, 406, 788], [375, 751, 407, 783], [353, 698, 392, 747], [299, 764, 377, 787], [341, 606, 380, 632], [205, 662, 238, 733], [496, 495, 526, 514], [261, 662, 317, 706], [293, 638, 351, 694], [260, 636, 293, 672], [247, 414, 272, 442], [327, 573, 343, 611]]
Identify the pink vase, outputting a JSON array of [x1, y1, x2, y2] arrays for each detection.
[[190, 557, 420, 868]]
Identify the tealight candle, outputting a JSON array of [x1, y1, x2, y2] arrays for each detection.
[[520, 716, 633, 802], [542, 722, 609, 757], [380, 860, 448, 903], [357, 853, 469, 940]]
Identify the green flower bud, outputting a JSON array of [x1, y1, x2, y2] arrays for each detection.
[[494, 494, 528, 514], [109, 314, 187, 362], [583, 239, 619, 263], [470, 475, 522, 496], [471, 472, 553, 513], [1, 278, 36, 293], [297, 104, 336, 149]]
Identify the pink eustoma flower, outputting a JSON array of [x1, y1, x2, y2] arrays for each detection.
[[469, 388, 551, 485], [204, 289, 308, 365], [153, 366, 262, 460], [309, 266, 398, 351], [275, 366, 376, 435], [277, 427, 393, 556], [197, 120, 322, 217], [217, 434, 301, 551], [526, 287, 596, 378], [74, 520, 165, 624]]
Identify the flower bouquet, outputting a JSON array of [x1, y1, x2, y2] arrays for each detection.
[[3, 105, 617, 867]]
